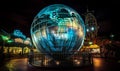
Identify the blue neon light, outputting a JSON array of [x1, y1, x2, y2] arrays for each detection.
[[13, 30, 26, 39]]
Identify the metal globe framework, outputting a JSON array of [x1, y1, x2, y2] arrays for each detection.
[[30, 4, 85, 60]]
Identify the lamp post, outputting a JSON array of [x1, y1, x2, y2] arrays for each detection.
[[1, 35, 10, 50], [0, 35, 10, 60], [7, 39, 14, 56]]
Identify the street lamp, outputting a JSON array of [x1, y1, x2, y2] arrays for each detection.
[[110, 34, 115, 43]]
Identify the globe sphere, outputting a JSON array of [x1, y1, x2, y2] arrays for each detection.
[[31, 4, 85, 60]]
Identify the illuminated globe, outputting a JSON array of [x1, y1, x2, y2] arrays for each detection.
[[31, 4, 85, 60]]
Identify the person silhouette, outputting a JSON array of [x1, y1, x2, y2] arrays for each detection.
[[28, 49, 34, 64]]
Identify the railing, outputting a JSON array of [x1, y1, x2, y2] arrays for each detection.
[[28, 52, 93, 67]]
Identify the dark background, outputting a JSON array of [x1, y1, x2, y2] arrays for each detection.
[[0, 0, 119, 37]]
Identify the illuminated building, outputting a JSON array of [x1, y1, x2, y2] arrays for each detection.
[[0, 29, 33, 57]]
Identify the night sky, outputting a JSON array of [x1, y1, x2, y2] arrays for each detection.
[[0, 0, 119, 37]]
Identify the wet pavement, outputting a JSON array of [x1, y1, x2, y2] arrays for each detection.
[[0, 57, 120, 71]]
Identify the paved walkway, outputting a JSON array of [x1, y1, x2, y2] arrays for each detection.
[[0, 57, 120, 71]]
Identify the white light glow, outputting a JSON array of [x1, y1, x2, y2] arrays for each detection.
[[91, 27, 94, 31]]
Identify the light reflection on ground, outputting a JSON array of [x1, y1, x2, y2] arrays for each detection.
[[5, 58, 28, 71], [0, 58, 119, 71], [93, 58, 102, 67]]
